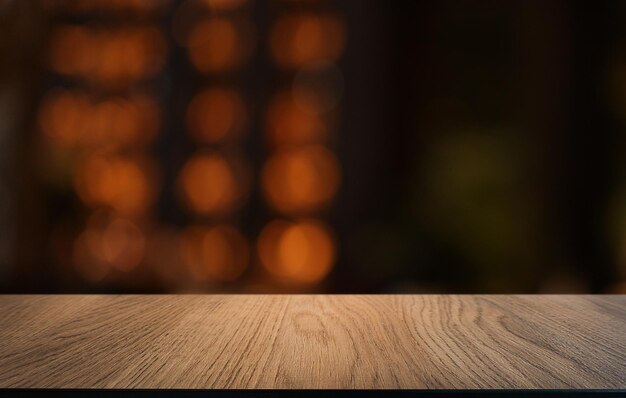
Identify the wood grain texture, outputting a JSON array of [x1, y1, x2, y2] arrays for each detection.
[[0, 295, 624, 390]]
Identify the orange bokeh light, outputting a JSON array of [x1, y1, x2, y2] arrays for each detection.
[[258, 219, 335, 284], [49, 25, 167, 87], [101, 218, 146, 272], [266, 92, 326, 147], [46, 0, 165, 14], [202, 0, 246, 11], [39, 89, 88, 146], [262, 145, 340, 214], [186, 88, 246, 143], [39, 89, 159, 149], [180, 225, 248, 282], [177, 153, 247, 216], [270, 13, 346, 69], [74, 153, 156, 217], [186, 18, 252, 73], [73, 215, 146, 281]]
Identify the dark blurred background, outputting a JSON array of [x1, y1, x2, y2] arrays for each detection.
[[1, 0, 626, 294]]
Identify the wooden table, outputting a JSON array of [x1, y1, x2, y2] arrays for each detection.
[[0, 295, 624, 397]]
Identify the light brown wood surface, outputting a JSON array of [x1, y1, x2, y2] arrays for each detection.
[[0, 295, 624, 389]]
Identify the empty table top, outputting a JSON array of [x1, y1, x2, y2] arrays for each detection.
[[0, 295, 624, 390]]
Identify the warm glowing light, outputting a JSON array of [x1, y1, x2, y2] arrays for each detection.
[[73, 215, 146, 281], [186, 88, 246, 143], [49, 25, 167, 87], [258, 219, 335, 284], [262, 146, 340, 214], [46, 0, 165, 14], [187, 18, 252, 73], [180, 225, 248, 282], [203, 0, 246, 11], [74, 154, 156, 216], [38, 89, 88, 146], [270, 13, 346, 69], [177, 153, 247, 216], [40, 89, 159, 149], [101, 218, 146, 272], [266, 92, 326, 146]]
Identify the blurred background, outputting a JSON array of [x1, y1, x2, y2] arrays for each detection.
[[1, 0, 626, 294]]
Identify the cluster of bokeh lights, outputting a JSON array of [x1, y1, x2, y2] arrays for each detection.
[[175, 0, 252, 285], [258, 5, 346, 285], [40, 0, 346, 290], [42, 0, 167, 283]]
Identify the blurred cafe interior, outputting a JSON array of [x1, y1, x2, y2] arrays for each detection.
[[1, 0, 626, 294]]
